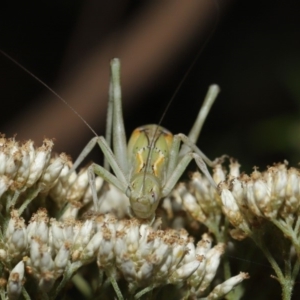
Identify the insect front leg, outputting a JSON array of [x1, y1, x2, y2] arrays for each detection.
[[162, 133, 218, 197], [162, 152, 194, 197], [179, 132, 224, 185], [88, 163, 127, 211], [162, 147, 216, 198]]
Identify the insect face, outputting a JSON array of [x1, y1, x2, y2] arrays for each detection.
[[127, 173, 161, 219]]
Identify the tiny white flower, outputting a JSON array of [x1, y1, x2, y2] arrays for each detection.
[[26, 139, 53, 187], [7, 261, 24, 300], [39, 153, 69, 192], [169, 260, 200, 284], [207, 272, 250, 299]]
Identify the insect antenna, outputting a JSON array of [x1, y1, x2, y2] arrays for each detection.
[[0, 49, 99, 138], [142, 0, 220, 192]]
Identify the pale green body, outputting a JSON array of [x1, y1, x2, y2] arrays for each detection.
[[126, 125, 173, 218], [127, 125, 173, 180], [71, 59, 220, 220]]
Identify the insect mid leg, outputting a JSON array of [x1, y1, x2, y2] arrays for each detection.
[[178, 133, 218, 167], [69, 135, 126, 182], [69, 136, 101, 173], [68, 134, 128, 210]]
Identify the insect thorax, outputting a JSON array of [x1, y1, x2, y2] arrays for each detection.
[[127, 124, 173, 180]]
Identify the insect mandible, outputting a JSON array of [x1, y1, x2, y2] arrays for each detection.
[[69, 58, 220, 220]]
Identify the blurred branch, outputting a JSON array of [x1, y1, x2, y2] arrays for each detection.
[[5, 0, 222, 156]]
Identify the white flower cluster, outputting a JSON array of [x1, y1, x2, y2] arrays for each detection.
[[0, 136, 129, 219], [0, 136, 70, 192], [1, 208, 248, 299], [0, 137, 249, 299], [164, 161, 241, 236], [171, 168, 223, 224], [0, 136, 69, 212], [220, 162, 300, 237], [218, 162, 300, 299], [49, 162, 129, 219]]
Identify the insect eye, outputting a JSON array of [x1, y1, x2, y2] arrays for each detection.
[[150, 190, 156, 200]]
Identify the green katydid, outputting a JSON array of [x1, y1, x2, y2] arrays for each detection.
[[70, 58, 220, 220], [0, 50, 220, 220]]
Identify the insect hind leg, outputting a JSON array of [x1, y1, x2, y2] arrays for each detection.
[[179, 84, 220, 157]]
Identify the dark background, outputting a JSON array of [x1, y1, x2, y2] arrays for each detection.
[[1, 1, 299, 171], [0, 1, 300, 298], [0, 1, 300, 172]]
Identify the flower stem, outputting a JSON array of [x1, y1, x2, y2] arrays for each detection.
[[51, 261, 83, 299], [251, 231, 293, 300]]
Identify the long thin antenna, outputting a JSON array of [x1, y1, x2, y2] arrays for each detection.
[[157, 0, 220, 126], [143, 1, 220, 188], [0, 49, 99, 137]]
